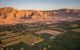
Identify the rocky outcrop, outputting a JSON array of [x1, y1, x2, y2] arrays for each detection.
[[0, 7, 50, 24], [0, 7, 80, 25]]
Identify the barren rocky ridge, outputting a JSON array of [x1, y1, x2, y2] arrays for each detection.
[[0, 7, 80, 24]]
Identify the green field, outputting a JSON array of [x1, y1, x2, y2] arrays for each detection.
[[0, 20, 80, 50]]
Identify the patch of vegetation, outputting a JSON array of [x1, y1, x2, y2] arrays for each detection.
[[50, 31, 80, 50]]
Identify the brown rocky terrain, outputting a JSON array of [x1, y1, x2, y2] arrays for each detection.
[[0, 7, 80, 25]]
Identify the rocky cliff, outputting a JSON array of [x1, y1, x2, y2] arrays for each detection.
[[0, 7, 80, 25]]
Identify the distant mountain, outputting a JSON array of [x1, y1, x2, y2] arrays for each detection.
[[0, 7, 80, 25]]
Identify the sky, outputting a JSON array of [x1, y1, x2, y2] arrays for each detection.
[[0, 0, 80, 10]]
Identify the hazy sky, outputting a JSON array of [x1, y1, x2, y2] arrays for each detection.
[[0, 0, 80, 10]]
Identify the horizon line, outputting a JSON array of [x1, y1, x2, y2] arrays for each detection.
[[0, 7, 80, 11]]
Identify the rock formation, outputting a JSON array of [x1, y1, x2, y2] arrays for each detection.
[[0, 7, 80, 25]]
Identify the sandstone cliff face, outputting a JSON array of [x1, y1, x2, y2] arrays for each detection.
[[0, 7, 80, 25], [0, 7, 50, 24]]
